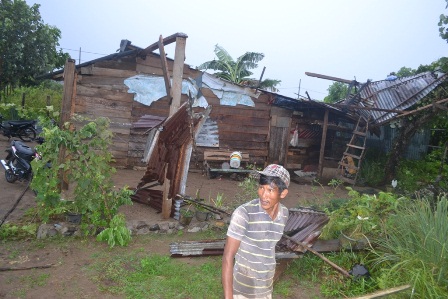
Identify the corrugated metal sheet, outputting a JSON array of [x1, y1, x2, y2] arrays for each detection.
[[277, 207, 329, 253], [346, 71, 448, 126], [195, 117, 219, 147], [169, 207, 329, 257], [132, 115, 166, 129], [366, 125, 431, 160]]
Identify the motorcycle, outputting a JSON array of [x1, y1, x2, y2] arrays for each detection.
[[0, 114, 38, 142], [0, 139, 43, 183]]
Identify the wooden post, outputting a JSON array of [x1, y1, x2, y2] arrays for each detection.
[[158, 35, 172, 99], [58, 59, 76, 190], [60, 59, 76, 125], [169, 36, 186, 115], [21, 93, 25, 108], [46, 95, 51, 117], [161, 36, 187, 219], [317, 109, 329, 179]]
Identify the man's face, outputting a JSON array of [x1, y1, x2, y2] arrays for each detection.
[[257, 183, 288, 212]]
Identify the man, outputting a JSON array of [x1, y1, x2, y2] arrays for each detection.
[[222, 164, 290, 299]]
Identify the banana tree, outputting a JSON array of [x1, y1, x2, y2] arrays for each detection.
[[198, 45, 281, 92]]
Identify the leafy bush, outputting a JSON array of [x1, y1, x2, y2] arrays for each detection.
[[0, 81, 62, 121], [31, 116, 133, 234], [358, 152, 387, 187], [321, 188, 402, 240], [0, 223, 38, 240], [371, 193, 448, 298], [96, 214, 131, 248], [397, 158, 447, 195], [234, 175, 259, 208]]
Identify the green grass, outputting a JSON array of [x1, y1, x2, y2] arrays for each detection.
[[10, 272, 51, 298], [89, 251, 223, 299], [371, 193, 448, 298]]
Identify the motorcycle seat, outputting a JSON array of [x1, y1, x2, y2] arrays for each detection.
[[7, 120, 35, 126], [12, 140, 35, 156]]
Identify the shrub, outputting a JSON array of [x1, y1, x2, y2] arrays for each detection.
[[0, 80, 62, 121], [321, 188, 402, 240], [31, 116, 133, 242], [371, 193, 448, 298]]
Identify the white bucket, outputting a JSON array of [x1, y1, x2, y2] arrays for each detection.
[[229, 151, 242, 168]]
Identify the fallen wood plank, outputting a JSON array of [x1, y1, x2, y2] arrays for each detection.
[[348, 284, 412, 299], [0, 264, 55, 271], [208, 168, 253, 173], [204, 150, 249, 161]]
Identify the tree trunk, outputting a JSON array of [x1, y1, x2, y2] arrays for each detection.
[[383, 112, 436, 185]]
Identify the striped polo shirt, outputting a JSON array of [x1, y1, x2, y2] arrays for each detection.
[[226, 198, 289, 298]]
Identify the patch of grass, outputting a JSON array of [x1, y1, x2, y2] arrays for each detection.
[[285, 251, 377, 298], [10, 272, 51, 298], [371, 193, 448, 298], [0, 223, 38, 240], [90, 251, 223, 298], [358, 152, 387, 187]]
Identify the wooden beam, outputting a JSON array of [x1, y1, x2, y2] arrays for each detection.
[[60, 59, 76, 125], [375, 97, 448, 125], [305, 72, 354, 84], [317, 109, 329, 179], [330, 103, 405, 114], [169, 36, 187, 115], [158, 35, 172, 98], [139, 32, 188, 58], [58, 59, 76, 191], [162, 35, 188, 219], [348, 285, 411, 299]]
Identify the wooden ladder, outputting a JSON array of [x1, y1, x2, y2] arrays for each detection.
[[337, 117, 368, 185]]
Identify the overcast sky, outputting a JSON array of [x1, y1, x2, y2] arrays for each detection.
[[26, 0, 447, 100]]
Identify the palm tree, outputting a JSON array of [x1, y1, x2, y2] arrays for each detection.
[[198, 45, 281, 92]]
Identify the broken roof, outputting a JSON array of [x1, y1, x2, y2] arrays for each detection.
[[339, 71, 448, 126]]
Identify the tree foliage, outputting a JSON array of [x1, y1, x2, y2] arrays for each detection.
[[198, 44, 281, 92], [0, 0, 68, 90], [323, 82, 349, 103], [383, 57, 448, 184], [439, 0, 448, 42]]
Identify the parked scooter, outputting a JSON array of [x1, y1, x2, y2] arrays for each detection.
[[0, 139, 44, 183], [0, 114, 38, 142]]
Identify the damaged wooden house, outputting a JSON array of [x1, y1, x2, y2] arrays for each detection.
[[49, 32, 447, 221]]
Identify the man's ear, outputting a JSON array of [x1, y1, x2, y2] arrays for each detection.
[[280, 189, 289, 199]]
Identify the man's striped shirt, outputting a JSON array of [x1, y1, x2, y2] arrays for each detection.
[[226, 198, 289, 298]]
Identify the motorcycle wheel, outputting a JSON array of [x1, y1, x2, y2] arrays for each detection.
[[5, 169, 18, 183], [18, 127, 37, 142]]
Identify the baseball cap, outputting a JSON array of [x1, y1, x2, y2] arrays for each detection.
[[258, 164, 290, 187]]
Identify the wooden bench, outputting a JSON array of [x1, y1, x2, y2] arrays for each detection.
[[203, 150, 252, 179]]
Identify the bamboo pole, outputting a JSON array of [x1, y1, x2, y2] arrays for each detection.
[[349, 285, 411, 299], [282, 234, 351, 278]]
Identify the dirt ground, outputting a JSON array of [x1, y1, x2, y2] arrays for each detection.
[[0, 137, 353, 299]]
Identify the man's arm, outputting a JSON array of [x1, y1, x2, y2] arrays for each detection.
[[222, 236, 241, 299]]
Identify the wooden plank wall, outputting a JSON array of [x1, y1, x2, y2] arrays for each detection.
[[73, 52, 278, 170], [76, 57, 138, 168], [74, 53, 201, 169], [196, 88, 272, 167]]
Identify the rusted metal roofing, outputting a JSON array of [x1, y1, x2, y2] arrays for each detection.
[[345, 71, 448, 126], [131, 103, 210, 212], [277, 207, 329, 253], [132, 115, 166, 129], [169, 207, 329, 257]]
